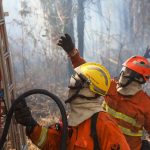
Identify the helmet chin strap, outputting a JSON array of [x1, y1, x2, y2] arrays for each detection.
[[76, 94, 100, 100], [65, 87, 100, 104], [118, 77, 134, 87], [65, 88, 81, 103]]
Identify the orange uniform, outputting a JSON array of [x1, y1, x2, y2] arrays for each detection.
[[69, 50, 150, 150], [27, 112, 130, 150]]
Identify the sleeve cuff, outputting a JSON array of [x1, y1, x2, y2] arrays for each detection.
[[68, 48, 78, 57]]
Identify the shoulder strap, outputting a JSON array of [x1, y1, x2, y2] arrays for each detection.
[[91, 112, 100, 150]]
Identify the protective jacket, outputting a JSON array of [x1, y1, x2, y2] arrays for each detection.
[[27, 112, 130, 150], [69, 50, 150, 150]]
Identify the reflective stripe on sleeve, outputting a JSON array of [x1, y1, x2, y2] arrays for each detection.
[[37, 127, 48, 148], [119, 125, 143, 137], [102, 101, 141, 128]]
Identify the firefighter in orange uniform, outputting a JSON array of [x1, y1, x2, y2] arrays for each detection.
[[57, 34, 150, 150], [14, 62, 130, 150]]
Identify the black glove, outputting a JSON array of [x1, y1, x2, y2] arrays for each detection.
[[14, 99, 37, 128], [57, 33, 75, 54], [141, 140, 150, 150]]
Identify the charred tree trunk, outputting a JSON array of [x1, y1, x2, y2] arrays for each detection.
[[77, 0, 85, 57], [64, 0, 74, 76]]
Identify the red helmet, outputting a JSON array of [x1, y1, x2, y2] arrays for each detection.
[[122, 56, 150, 81]]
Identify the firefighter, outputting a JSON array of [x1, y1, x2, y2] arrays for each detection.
[[57, 33, 150, 150], [14, 62, 130, 150]]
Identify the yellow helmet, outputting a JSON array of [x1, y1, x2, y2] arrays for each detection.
[[74, 62, 111, 96]]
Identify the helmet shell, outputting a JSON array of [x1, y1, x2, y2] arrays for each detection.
[[74, 62, 111, 96], [122, 56, 150, 81]]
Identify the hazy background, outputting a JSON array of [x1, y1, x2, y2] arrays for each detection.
[[3, 0, 150, 96]]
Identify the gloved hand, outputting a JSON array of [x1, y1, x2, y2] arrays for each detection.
[[14, 99, 37, 128], [57, 33, 75, 54], [141, 140, 150, 150]]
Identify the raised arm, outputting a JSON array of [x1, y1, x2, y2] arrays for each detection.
[[57, 33, 86, 68]]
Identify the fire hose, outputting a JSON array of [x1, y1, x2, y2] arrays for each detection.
[[0, 89, 68, 150]]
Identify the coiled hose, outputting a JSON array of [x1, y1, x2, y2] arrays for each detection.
[[0, 89, 68, 150]]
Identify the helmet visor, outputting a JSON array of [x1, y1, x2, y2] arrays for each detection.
[[119, 67, 146, 86], [68, 73, 88, 89]]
